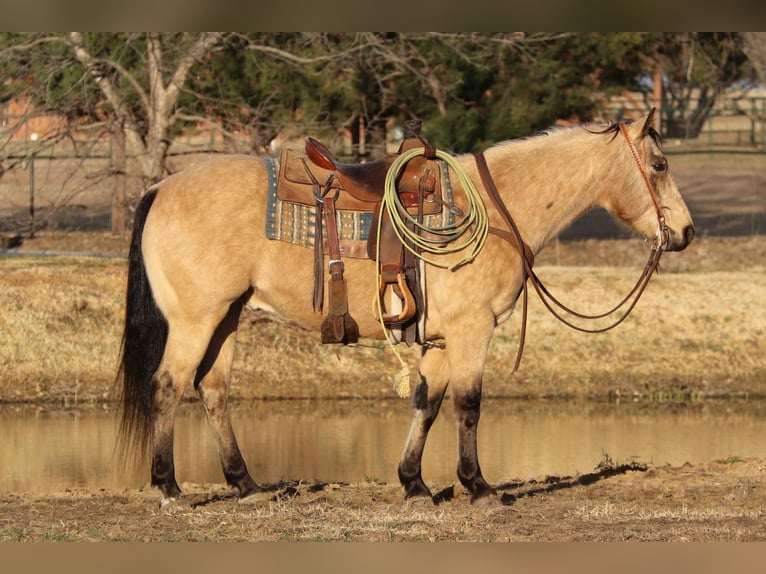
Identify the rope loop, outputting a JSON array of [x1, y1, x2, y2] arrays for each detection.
[[380, 147, 489, 271]]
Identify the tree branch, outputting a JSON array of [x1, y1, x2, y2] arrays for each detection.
[[166, 33, 226, 102], [67, 32, 149, 165]]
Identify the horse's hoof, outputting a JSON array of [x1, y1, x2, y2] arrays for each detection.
[[402, 480, 433, 502]]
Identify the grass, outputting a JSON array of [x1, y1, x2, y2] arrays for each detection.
[[1, 233, 764, 404], [2, 457, 765, 542], [0, 255, 126, 403]]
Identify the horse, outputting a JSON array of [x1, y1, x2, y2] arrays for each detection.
[[118, 110, 694, 507]]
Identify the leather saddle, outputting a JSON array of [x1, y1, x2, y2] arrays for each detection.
[[304, 136, 443, 214], [275, 120, 446, 345]]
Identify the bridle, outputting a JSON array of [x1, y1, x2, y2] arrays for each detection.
[[619, 123, 671, 251], [474, 121, 670, 372]]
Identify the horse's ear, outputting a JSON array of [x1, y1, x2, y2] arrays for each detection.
[[639, 108, 657, 138]]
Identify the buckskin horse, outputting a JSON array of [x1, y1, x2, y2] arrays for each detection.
[[118, 110, 694, 507]]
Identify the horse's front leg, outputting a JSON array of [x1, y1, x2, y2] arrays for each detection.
[[398, 346, 448, 502], [453, 381, 496, 504], [447, 327, 497, 504]]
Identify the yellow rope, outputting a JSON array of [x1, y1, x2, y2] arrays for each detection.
[[374, 147, 489, 398], [382, 148, 489, 270]]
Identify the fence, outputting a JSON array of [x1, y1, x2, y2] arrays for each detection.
[[607, 92, 766, 152], [1, 104, 765, 236]]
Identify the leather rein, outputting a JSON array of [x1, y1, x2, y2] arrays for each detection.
[[474, 123, 670, 372]]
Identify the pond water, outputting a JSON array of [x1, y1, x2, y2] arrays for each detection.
[[2, 399, 765, 493]]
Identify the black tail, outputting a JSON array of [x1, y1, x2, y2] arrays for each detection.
[[116, 188, 168, 464]]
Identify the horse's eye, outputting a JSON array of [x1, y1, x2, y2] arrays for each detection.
[[652, 159, 667, 172]]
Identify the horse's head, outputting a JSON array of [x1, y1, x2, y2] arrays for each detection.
[[604, 110, 694, 252]]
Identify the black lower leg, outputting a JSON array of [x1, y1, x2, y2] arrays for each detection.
[[196, 390, 262, 498], [150, 370, 184, 500], [398, 380, 445, 499], [151, 438, 182, 500], [220, 446, 262, 497], [455, 388, 495, 502]]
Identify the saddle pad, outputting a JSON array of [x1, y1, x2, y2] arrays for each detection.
[[264, 156, 456, 259], [265, 156, 372, 258]]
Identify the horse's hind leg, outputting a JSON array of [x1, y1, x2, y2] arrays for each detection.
[[194, 294, 263, 501], [150, 321, 218, 505], [398, 346, 449, 502]]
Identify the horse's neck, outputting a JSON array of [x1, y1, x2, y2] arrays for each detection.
[[476, 134, 620, 253]]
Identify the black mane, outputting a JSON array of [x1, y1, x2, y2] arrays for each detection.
[[589, 120, 663, 147]]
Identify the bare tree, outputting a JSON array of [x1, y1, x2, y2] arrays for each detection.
[[68, 32, 226, 184], [654, 33, 749, 139], [1, 33, 231, 232]]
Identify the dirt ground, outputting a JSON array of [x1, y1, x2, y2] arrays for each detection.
[[1, 152, 765, 542], [1, 456, 765, 542]]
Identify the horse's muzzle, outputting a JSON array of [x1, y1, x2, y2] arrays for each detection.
[[668, 224, 695, 252]]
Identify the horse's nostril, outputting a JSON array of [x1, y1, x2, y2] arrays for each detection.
[[685, 225, 695, 245]]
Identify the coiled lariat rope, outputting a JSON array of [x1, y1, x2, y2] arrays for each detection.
[[381, 148, 490, 270], [375, 147, 489, 397]]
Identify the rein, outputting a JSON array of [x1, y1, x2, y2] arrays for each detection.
[[475, 123, 668, 372]]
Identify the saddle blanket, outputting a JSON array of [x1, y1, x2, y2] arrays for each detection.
[[263, 155, 456, 259]]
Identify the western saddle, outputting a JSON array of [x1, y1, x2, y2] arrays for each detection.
[[276, 120, 448, 346]]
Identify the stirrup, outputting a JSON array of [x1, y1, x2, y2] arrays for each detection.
[[373, 272, 416, 324]]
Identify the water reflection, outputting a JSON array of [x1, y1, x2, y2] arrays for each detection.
[[1, 399, 765, 493]]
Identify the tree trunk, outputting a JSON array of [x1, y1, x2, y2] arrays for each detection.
[[110, 122, 128, 233]]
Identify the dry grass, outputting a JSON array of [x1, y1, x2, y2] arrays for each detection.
[[0, 255, 125, 403], [1, 233, 764, 404], [487, 265, 766, 400], [2, 457, 765, 541]]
